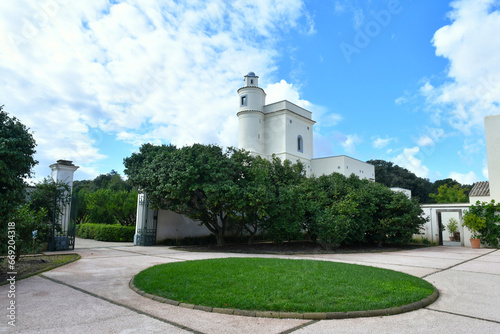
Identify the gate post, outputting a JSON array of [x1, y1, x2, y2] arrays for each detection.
[[50, 160, 79, 232], [134, 193, 157, 246]]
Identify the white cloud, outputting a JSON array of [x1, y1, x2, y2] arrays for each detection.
[[421, 0, 500, 135], [417, 126, 447, 147], [334, 1, 364, 29], [393, 147, 430, 179], [0, 0, 312, 179], [341, 134, 362, 154], [265, 79, 335, 127], [417, 136, 434, 147], [448, 171, 480, 185], [372, 136, 395, 149]]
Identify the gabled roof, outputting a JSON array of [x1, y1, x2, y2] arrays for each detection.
[[469, 181, 490, 197]]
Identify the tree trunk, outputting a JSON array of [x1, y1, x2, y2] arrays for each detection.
[[215, 231, 225, 246]]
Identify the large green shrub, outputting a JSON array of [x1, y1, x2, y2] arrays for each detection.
[[0, 106, 37, 257], [77, 223, 135, 242], [7, 205, 48, 261], [364, 184, 426, 246], [85, 189, 137, 226], [316, 198, 356, 250], [466, 201, 500, 247], [302, 173, 426, 249]]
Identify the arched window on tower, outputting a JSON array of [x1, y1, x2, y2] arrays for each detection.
[[297, 135, 303, 153]]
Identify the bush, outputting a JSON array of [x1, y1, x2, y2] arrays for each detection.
[[76, 223, 135, 242], [466, 201, 500, 247], [4, 205, 48, 261], [85, 189, 137, 226], [316, 200, 354, 250]]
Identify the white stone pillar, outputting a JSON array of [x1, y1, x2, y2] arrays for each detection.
[[135, 193, 148, 245], [49, 160, 79, 231]]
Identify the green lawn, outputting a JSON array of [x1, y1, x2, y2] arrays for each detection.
[[133, 258, 435, 313]]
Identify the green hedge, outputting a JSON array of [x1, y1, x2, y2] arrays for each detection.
[[77, 223, 135, 242]]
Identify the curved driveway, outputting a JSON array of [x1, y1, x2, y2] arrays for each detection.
[[2, 239, 499, 333]]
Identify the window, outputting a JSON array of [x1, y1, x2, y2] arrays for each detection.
[[289, 120, 292, 123], [241, 95, 247, 106], [250, 79, 254, 85], [297, 135, 303, 152]]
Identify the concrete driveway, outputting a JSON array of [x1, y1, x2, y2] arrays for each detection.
[[1, 239, 499, 334]]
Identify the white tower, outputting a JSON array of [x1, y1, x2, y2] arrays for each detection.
[[237, 72, 266, 156]]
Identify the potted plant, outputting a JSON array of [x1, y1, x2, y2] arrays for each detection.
[[446, 218, 458, 241], [462, 211, 486, 249]]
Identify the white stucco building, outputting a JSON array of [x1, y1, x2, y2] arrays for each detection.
[[421, 113, 500, 247], [134, 73, 377, 245], [237, 72, 375, 180]]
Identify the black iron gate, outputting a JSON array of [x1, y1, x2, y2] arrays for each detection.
[[135, 211, 157, 246], [49, 192, 77, 251]]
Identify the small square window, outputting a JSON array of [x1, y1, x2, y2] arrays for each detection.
[[307, 127, 309, 130], [241, 95, 248, 106], [290, 120, 292, 123]]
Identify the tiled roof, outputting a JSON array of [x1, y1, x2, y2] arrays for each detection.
[[469, 181, 490, 197]]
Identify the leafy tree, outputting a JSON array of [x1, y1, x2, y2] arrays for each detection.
[[367, 159, 434, 203], [429, 183, 469, 203], [1, 106, 38, 257], [8, 205, 48, 261], [85, 189, 138, 226], [124, 144, 253, 246], [28, 177, 70, 225], [258, 156, 307, 244], [302, 172, 426, 248], [466, 200, 500, 248], [0, 106, 37, 222], [73, 170, 136, 224], [315, 196, 357, 250]]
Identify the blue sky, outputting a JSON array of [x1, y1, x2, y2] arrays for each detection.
[[1, 0, 499, 184]]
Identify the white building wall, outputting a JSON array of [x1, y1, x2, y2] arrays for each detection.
[[390, 187, 412, 198], [485, 114, 500, 202], [285, 115, 313, 161], [420, 203, 481, 248], [155, 210, 211, 242], [311, 156, 375, 180], [238, 111, 265, 155], [470, 195, 492, 204], [263, 112, 287, 157]]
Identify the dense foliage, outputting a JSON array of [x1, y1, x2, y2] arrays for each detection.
[[73, 171, 137, 226], [77, 223, 135, 242], [125, 144, 253, 246], [125, 144, 427, 248], [465, 200, 500, 247], [429, 184, 469, 203], [1, 106, 38, 258], [368, 160, 472, 203]]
